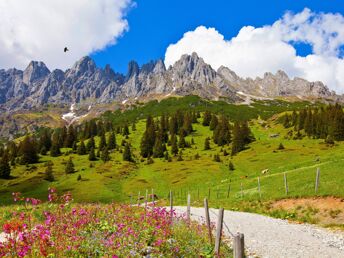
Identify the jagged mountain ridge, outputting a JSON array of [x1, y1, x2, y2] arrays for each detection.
[[0, 52, 339, 111]]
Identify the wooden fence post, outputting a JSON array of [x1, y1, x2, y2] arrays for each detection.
[[227, 184, 231, 198], [284, 173, 288, 195], [137, 191, 140, 206], [151, 189, 155, 204], [187, 193, 191, 223], [145, 189, 148, 208], [233, 233, 245, 258], [315, 168, 320, 193], [214, 208, 224, 256], [204, 198, 212, 244], [170, 190, 173, 222], [258, 177, 261, 199]]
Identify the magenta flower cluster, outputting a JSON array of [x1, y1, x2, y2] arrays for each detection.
[[0, 189, 218, 257]]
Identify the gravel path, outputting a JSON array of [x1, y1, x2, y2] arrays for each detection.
[[173, 206, 344, 258]]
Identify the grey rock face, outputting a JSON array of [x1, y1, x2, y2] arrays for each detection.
[[0, 53, 339, 111]]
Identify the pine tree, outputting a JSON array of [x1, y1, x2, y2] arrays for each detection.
[[204, 137, 211, 150], [77, 140, 87, 155], [240, 121, 254, 145], [160, 115, 169, 143], [209, 115, 218, 131], [202, 111, 212, 126], [231, 122, 244, 156], [60, 126, 67, 147], [50, 142, 61, 157], [86, 136, 95, 152], [99, 133, 107, 150], [171, 134, 179, 156], [0, 153, 11, 179], [72, 141, 78, 153], [123, 143, 133, 162], [164, 151, 169, 161], [169, 115, 178, 135], [88, 147, 97, 161], [283, 114, 290, 128], [228, 161, 235, 171], [44, 161, 54, 182], [291, 110, 298, 127], [213, 115, 231, 146], [101, 147, 110, 163], [64, 125, 76, 148], [107, 132, 117, 150], [178, 130, 187, 148], [122, 123, 130, 137], [153, 133, 164, 158], [7, 141, 18, 163], [50, 130, 61, 157], [304, 109, 313, 136], [19, 136, 39, 164], [140, 116, 156, 158], [65, 157, 75, 174], [182, 112, 193, 135], [39, 129, 52, 153]]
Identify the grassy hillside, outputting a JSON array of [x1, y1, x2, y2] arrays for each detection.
[[0, 97, 343, 226]]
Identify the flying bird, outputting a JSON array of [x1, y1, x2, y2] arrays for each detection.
[[64, 47, 69, 53]]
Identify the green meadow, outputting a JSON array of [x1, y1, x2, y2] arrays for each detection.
[[1, 99, 343, 210]]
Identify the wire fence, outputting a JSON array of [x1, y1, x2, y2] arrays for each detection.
[[123, 166, 327, 206]]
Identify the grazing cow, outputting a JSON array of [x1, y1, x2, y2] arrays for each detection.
[[261, 169, 269, 174]]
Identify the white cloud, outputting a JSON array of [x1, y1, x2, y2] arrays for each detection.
[[0, 0, 132, 70], [165, 9, 344, 93]]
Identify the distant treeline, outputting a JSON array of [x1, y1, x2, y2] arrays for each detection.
[[282, 104, 344, 141]]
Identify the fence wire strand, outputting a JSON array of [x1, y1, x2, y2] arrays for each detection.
[[187, 209, 235, 238]]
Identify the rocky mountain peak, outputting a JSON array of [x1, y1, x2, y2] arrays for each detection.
[[153, 59, 166, 74], [23, 61, 50, 84], [126, 60, 139, 80], [171, 52, 216, 84], [217, 66, 240, 82], [71, 56, 96, 75], [276, 70, 289, 79], [140, 59, 166, 75], [104, 64, 116, 79]]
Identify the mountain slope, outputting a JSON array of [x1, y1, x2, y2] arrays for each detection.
[[0, 53, 339, 111]]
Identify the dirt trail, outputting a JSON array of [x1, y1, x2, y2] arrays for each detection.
[[173, 206, 344, 258]]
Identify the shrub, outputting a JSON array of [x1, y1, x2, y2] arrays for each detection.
[[228, 161, 235, 171], [277, 143, 285, 150]]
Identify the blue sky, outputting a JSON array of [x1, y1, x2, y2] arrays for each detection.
[[1, 0, 344, 92], [91, 0, 344, 73]]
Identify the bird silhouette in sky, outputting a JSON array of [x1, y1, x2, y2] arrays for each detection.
[[64, 47, 69, 53]]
